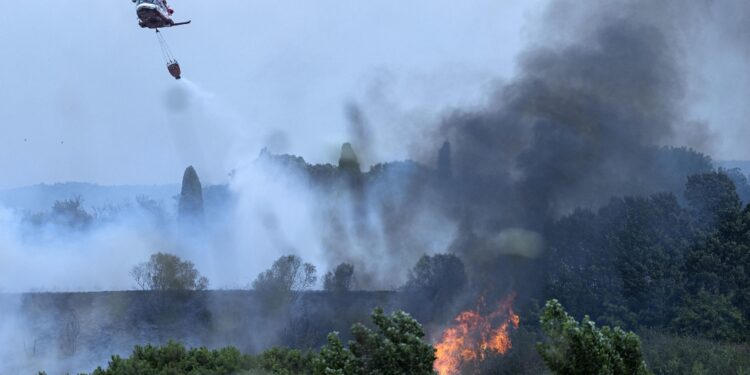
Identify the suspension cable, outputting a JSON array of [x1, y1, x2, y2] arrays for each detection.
[[155, 29, 176, 63]]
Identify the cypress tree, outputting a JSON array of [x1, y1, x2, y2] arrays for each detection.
[[178, 165, 204, 221]]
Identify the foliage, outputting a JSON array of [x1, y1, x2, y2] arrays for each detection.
[[74, 308, 435, 375], [537, 299, 652, 375], [606, 193, 694, 327], [678, 198, 750, 340], [544, 169, 750, 344], [252, 255, 317, 312], [684, 171, 742, 232], [87, 341, 251, 375], [323, 263, 355, 292], [51, 198, 94, 229], [26, 197, 94, 230], [131, 252, 208, 291], [651, 146, 714, 198], [253, 255, 317, 293], [671, 289, 745, 342], [723, 167, 750, 204], [403, 253, 466, 305], [640, 330, 750, 375], [314, 307, 436, 375], [545, 193, 693, 328], [315, 332, 359, 375], [250, 347, 316, 375]]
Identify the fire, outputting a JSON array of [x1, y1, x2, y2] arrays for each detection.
[[434, 294, 520, 375]]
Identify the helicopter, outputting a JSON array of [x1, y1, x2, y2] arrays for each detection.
[[131, 0, 190, 79], [132, 0, 191, 29]]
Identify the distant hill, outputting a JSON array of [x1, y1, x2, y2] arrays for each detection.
[[0, 182, 180, 213]]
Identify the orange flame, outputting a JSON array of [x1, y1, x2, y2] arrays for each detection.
[[434, 294, 520, 375]]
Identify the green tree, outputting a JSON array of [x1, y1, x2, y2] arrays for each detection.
[[537, 299, 652, 375], [684, 172, 742, 233], [404, 253, 466, 305], [253, 255, 317, 311], [677, 204, 750, 340], [607, 193, 694, 327], [131, 252, 208, 291], [314, 308, 436, 375], [545, 208, 621, 325], [253, 255, 317, 293], [671, 289, 745, 342], [545, 192, 698, 330], [315, 332, 358, 375], [323, 263, 355, 292]]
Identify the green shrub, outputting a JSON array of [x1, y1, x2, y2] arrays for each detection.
[[89, 341, 251, 375], [537, 299, 652, 375], [76, 307, 435, 375]]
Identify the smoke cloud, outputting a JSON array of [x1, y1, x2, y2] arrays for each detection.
[[434, 0, 715, 229]]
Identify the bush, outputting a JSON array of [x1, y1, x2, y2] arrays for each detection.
[[537, 299, 652, 375], [250, 347, 316, 375], [88, 341, 251, 375]]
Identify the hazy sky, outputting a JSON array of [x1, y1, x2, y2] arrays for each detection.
[[0, 1, 544, 188], [1, 1, 749, 189]]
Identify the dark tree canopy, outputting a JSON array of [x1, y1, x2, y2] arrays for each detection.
[[404, 253, 467, 305], [323, 263, 355, 293], [544, 170, 750, 342], [678, 204, 750, 340], [684, 171, 742, 232]]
